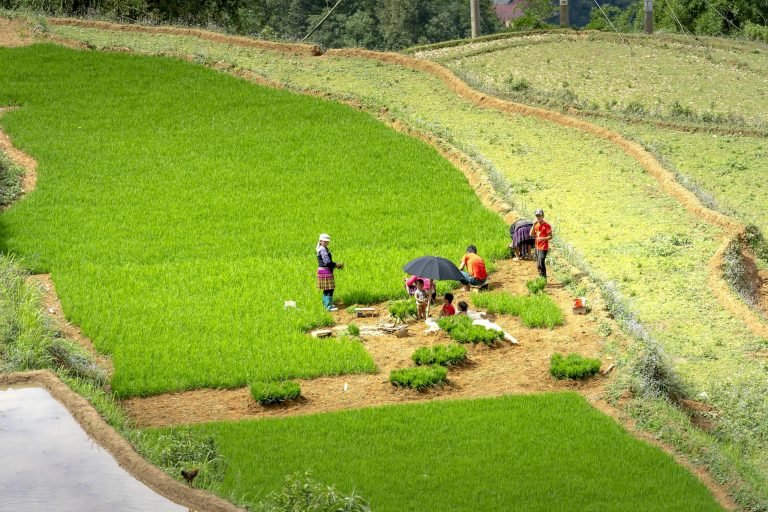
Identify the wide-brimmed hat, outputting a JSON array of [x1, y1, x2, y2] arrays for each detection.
[[319, 233, 331, 242]]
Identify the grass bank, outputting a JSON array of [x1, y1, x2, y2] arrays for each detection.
[[145, 393, 724, 512]]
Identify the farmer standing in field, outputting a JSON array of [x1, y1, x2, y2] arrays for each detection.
[[316, 233, 343, 312], [530, 209, 552, 279]]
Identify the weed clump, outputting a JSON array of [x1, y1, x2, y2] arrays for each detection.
[[256, 472, 370, 512], [631, 340, 688, 402], [137, 428, 225, 490], [346, 323, 361, 337], [389, 299, 417, 322], [412, 343, 467, 367], [390, 366, 447, 390], [550, 353, 601, 380], [250, 381, 302, 405], [471, 291, 564, 328], [526, 276, 547, 295], [437, 315, 503, 345]]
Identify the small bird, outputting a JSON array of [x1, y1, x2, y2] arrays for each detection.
[[181, 468, 199, 487]]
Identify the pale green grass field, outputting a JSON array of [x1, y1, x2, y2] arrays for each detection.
[[418, 32, 768, 124]]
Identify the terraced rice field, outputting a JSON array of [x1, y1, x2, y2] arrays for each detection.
[[0, 44, 505, 397], [45, 25, 767, 392], [417, 32, 768, 124], [145, 393, 724, 511]]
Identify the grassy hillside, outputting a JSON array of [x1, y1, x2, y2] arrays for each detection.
[[0, 44, 505, 397], [418, 32, 768, 126], [145, 393, 724, 512]]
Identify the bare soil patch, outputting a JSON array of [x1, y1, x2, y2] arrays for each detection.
[[0, 121, 37, 195], [28, 274, 114, 377], [123, 258, 611, 428], [0, 17, 33, 47]]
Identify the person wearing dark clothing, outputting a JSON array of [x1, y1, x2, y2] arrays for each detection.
[[530, 209, 552, 279], [316, 233, 344, 311], [509, 219, 535, 260]]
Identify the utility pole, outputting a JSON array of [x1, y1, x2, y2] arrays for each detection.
[[560, 0, 569, 28], [470, 0, 481, 38], [644, 0, 654, 34]]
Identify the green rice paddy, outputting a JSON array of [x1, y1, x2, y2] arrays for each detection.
[[0, 44, 505, 396], [34, 24, 768, 394], [145, 393, 723, 511]]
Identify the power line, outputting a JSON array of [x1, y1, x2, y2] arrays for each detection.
[[663, 0, 697, 43], [702, 0, 741, 33], [592, 0, 634, 54]]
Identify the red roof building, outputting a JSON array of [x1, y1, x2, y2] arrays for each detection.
[[495, 0, 527, 26]]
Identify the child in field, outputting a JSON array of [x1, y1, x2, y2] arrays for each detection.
[[440, 293, 456, 317], [456, 301, 469, 316], [414, 279, 430, 320]]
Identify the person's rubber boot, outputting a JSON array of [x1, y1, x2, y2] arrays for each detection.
[[328, 295, 338, 312], [322, 295, 331, 310]]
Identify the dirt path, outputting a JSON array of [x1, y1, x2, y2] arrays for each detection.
[[123, 259, 609, 428], [28, 274, 114, 377], [0, 113, 37, 195]]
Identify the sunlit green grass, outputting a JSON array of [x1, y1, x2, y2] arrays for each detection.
[[145, 393, 723, 511], [421, 32, 768, 124], [0, 44, 505, 396], [42, 24, 768, 393], [598, 120, 768, 245]]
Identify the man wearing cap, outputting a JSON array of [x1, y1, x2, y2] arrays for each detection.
[[530, 209, 552, 279], [316, 233, 344, 311]]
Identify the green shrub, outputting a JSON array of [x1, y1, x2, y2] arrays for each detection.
[[412, 343, 467, 366], [526, 276, 547, 295], [437, 315, 504, 345], [389, 366, 447, 390], [550, 353, 601, 380], [389, 299, 417, 321], [471, 292, 564, 329], [346, 323, 361, 337], [744, 21, 768, 44], [250, 381, 302, 405]]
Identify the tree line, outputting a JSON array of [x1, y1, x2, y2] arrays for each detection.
[[3, 0, 766, 48]]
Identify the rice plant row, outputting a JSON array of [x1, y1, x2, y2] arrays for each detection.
[[471, 291, 564, 329]]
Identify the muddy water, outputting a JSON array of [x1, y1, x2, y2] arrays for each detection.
[[0, 386, 187, 512]]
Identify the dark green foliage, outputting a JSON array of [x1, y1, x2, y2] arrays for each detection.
[[1, 0, 502, 49], [256, 472, 370, 512], [526, 276, 547, 295], [411, 343, 467, 366], [250, 381, 302, 404], [745, 224, 768, 265], [388, 299, 417, 321], [437, 315, 503, 345], [389, 365, 447, 390], [549, 353, 601, 379]]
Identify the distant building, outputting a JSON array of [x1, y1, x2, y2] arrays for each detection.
[[494, 0, 527, 27]]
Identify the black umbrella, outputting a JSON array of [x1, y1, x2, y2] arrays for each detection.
[[402, 256, 464, 282]]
